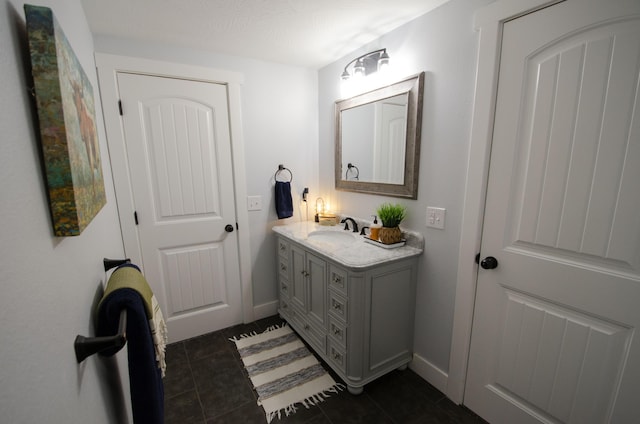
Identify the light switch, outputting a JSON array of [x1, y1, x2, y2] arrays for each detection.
[[426, 207, 446, 229], [247, 195, 262, 211]]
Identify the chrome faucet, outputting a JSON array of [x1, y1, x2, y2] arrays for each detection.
[[340, 217, 358, 233]]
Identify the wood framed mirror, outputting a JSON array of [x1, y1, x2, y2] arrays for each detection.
[[335, 72, 424, 199]]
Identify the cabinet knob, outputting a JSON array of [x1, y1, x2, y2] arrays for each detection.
[[281, 284, 287, 291], [333, 302, 342, 310], [304, 324, 310, 330], [333, 328, 341, 335]]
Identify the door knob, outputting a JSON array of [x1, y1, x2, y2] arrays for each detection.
[[225, 224, 234, 233], [480, 256, 498, 269]]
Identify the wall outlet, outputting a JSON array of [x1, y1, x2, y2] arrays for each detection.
[[426, 207, 446, 229], [247, 195, 262, 211]]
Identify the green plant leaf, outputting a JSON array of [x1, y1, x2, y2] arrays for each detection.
[[376, 203, 407, 227]]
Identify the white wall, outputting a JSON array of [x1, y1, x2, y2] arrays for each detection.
[[318, 0, 493, 381], [0, 0, 131, 422], [91, 36, 319, 315]]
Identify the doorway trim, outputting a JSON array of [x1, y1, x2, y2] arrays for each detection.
[[446, 0, 563, 404], [95, 53, 255, 324]]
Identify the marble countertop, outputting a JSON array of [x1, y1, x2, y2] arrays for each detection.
[[273, 221, 423, 270]]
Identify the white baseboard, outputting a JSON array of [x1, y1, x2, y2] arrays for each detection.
[[252, 300, 279, 321], [409, 352, 449, 397]]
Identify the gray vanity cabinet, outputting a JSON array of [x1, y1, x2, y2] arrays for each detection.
[[277, 236, 418, 394]]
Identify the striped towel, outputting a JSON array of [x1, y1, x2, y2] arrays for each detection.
[[101, 264, 168, 377]]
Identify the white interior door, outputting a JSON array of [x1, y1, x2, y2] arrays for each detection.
[[373, 95, 407, 184], [117, 73, 243, 342], [465, 1, 640, 423]]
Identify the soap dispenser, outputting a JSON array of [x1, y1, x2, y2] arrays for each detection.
[[370, 215, 381, 241]]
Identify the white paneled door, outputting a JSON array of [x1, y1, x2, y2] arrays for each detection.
[[373, 95, 406, 184], [117, 73, 242, 342], [465, 1, 640, 423]]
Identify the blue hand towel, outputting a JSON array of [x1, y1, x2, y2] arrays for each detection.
[[275, 181, 293, 219], [98, 269, 164, 424]]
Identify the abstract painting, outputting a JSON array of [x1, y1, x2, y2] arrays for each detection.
[[25, 4, 106, 236]]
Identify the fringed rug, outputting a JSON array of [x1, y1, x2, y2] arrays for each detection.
[[231, 324, 343, 423]]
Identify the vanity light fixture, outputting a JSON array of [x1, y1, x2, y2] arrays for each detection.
[[341, 48, 390, 81]]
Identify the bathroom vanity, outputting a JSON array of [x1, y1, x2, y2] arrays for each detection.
[[273, 221, 423, 394]]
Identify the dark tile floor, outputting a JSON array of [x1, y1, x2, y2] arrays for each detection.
[[164, 315, 487, 424]]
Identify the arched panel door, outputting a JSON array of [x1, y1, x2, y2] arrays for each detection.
[[465, 1, 640, 422]]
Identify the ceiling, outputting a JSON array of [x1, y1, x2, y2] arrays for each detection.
[[80, 0, 449, 69]]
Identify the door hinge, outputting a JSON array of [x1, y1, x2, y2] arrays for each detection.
[[118, 100, 123, 116], [236, 222, 239, 230], [475, 252, 480, 264], [134, 211, 138, 225]]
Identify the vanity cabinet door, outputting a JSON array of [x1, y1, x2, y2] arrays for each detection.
[[290, 246, 327, 328], [290, 244, 307, 311], [306, 252, 327, 329]]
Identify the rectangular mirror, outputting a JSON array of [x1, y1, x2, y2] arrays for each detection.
[[335, 72, 424, 199]]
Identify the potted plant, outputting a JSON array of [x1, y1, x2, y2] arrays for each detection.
[[376, 203, 406, 244]]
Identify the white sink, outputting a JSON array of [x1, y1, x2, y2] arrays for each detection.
[[307, 230, 357, 246]]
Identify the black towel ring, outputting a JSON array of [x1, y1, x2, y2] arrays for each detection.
[[275, 164, 293, 182], [346, 163, 359, 180]]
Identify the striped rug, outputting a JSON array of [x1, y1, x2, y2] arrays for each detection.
[[231, 324, 343, 422]]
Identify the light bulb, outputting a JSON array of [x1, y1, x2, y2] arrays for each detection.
[[353, 59, 365, 78]]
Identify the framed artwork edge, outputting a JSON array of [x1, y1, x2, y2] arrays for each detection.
[[25, 4, 106, 236]]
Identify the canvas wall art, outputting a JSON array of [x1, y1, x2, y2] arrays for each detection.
[[25, 4, 106, 236]]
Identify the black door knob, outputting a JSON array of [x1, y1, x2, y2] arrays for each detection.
[[480, 256, 498, 269], [225, 224, 234, 233]]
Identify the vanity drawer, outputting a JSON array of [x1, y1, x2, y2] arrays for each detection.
[[278, 256, 289, 278], [279, 278, 290, 299], [277, 238, 290, 258], [301, 321, 326, 356], [289, 306, 327, 355], [328, 290, 348, 322], [279, 297, 292, 318], [328, 339, 347, 374], [329, 265, 348, 296], [328, 315, 347, 347]]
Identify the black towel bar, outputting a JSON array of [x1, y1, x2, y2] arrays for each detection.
[[73, 258, 131, 363], [103, 258, 131, 272]]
